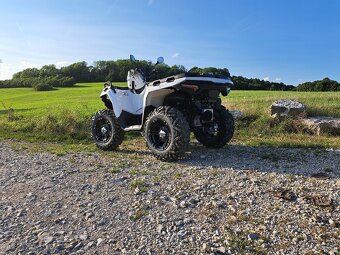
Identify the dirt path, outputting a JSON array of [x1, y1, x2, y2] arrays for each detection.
[[1, 141, 339, 255]]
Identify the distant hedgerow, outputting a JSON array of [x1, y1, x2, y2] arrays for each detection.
[[0, 75, 76, 89]]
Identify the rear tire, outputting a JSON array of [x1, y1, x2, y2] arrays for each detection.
[[193, 108, 234, 148], [144, 106, 190, 161], [91, 109, 124, 151]]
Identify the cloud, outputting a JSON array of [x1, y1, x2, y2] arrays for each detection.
[[263, 76, 270, 81], [0, 61, 40, 80], [20, 61, 39, 69], [0, 63, 14, 80], [56, 61, 70, 68], [297, 78, 304, 84], [0, 59, 3, 63], [147, 0, 154, 6], [275, 77, 282, 82], [172, 53, 180, 58]]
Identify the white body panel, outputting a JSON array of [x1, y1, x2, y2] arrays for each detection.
[[127, 70, 146, 91], [103, 89, 145, 117]]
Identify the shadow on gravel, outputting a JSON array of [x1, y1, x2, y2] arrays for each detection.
[[179, 143, 340, 179], [112, 141, 339, 179]]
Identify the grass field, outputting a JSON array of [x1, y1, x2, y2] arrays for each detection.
[[0, 82, 339, 148]]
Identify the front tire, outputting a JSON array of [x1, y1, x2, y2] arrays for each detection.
[[91, 109, 124, 151], [144, 106, 190, 161], [193, 108, 234, 148]]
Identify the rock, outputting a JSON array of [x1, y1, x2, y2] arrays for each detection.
[[202, 243, 210, 252], [73, 242, 84, 251], [229, 110, 243, 120], [16, 209, 24, 217], [84, 212, 94, 221], [177, 230, 187, 240], [175, 220, 184, 227], [134, 187, 140, 194], [215, 246, 226, 254], [302, 117, 340, 135], [271, 99, 306, 118], [85, 241, 94, 249], [273, 188, 297, 201], [183, 218, 192, 224], [79, 233, 88, 241], [305, 195, 334, 207], [248, 233, 260, 241], [157, 224, 165, 234], [187, 198, 199, 207], [41, 235, 54, 245], [212, 200, 227, 209], [179, 201, 187, 208], [96, 238, 104, 246], [26, 192, 37, 202]]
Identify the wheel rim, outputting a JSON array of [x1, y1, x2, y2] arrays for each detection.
[[148, 119, 172, 151], [199, 121, 219, 137], [94, 118, 112, 143]]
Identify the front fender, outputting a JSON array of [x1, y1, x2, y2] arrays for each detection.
[[100, 89, 123, 118]]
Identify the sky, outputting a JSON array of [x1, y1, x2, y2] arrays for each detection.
[[0, 0, 339, 85]]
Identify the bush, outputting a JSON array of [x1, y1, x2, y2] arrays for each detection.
[[38, 75, 76, 88], [33, 82, 53, 91], [34, 109, 91, 140]]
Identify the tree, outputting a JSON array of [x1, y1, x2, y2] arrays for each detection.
[[40, 64, 59, 77], [297, 78, 339, 92], [13, 68, 40, 79], [60, 61, 90, 82]]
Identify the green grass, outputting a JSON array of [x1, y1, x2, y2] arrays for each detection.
[[0, 83, 339, 148], [225, 90, 340, 148], [0, 82, 105, 142]]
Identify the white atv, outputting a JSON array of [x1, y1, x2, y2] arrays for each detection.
[[91, 55, 235, 161]]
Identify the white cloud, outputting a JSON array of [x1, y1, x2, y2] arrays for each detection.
[[55, 61, 70, 68], [298, 78, 304, 84], [0, 59, 3, 63], [147, 0, 154, 6], [172, 52, 180, 58], [263, 76, 270, 81], [20, 61, 39, 69], [275, 77, 282, 82], [0, 63, 13, 80], [0, 61, 40, 80]]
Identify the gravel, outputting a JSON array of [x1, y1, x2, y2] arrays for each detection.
[[0, 141, 339, 254]]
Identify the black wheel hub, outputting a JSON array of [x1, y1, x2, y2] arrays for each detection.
[[94, 118, 112, 143], [148, 119, 172, 151], [200, 122, 219, 137]]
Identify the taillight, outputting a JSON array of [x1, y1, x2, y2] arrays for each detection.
[[181, 84, 199, 92]]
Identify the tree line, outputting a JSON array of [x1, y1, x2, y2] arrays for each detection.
[[0, 59, 339, 91], [296, 78, 340, 91]]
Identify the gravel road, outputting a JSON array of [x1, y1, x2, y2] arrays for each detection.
[[0, 141, 339, 255]]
